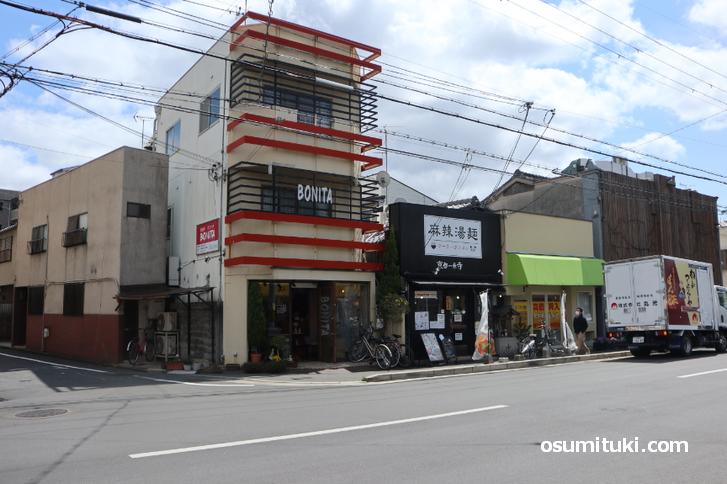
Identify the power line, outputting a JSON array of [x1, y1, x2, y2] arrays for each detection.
[[574, 0, 727, 86], [4, 0, 726, 188]]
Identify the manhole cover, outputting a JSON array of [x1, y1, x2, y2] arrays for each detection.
[[16, 408, 68, 418]]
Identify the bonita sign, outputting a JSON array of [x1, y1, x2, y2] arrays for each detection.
[[297, 184, 333, 204]]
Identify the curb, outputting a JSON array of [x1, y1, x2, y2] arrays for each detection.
[[361, 351, 632, 383]]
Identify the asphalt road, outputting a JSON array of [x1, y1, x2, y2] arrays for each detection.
[[1, 348, 727, 484]]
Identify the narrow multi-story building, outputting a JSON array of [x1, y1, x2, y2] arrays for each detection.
[[1, 147, 169, 363], [154, 11, 384, 364]]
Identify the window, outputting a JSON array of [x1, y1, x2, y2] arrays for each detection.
[[28, 286, 44, 315], [261, 186, 332, 218], [63, 213, 88, 247], [165, 120, 180, 155], [719, 290, 727, 310], [28, 224, 48, 254], [721, 249, 727, 270], [63, 283, 84, 316], [199, 87, 221, 133], [127, 202, 151, 219], [0, 236, 11, 263], [262, 86, 333, 128]]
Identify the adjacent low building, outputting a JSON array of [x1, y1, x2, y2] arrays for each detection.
[[500, 211, 603, 344], [2, 147, 169, 363]]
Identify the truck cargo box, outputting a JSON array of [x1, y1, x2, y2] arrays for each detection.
[[605, 255, 718, 331]]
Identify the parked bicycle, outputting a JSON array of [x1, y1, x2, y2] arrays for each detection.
[[384, 334, 415, 368], [518, 333, 537, 359], [126, 328, 155, 365], [347, 326, 394, 370]]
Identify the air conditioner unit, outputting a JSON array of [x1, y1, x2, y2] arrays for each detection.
[[158, 312, 178, 331]]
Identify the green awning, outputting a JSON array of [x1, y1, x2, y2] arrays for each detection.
[[506, 253, 604, 286]]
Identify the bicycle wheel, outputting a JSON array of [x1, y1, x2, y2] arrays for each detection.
[[374, 344, 393, 370], [385, 341, 401, 368], [398, 345, 414, 368], [144, 340, 155, 362], [127, 340, 140, 365], [347, 339, 368, 362]]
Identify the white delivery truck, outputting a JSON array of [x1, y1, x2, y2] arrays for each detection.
[[604, 255, 727, 357]]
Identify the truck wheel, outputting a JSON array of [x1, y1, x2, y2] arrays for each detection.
[[630, 348, 650, 358], [715, 335, 727, 353], [679, 336, 693, 356]]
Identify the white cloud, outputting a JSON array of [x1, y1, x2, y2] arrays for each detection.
[[0, 144, 51, 190], [621, 132, 686, 161], [0, 0, 726, 204], [689, 0, 727, 35]]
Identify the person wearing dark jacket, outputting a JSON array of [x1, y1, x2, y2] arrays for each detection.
[[573, 308, 590, 355]]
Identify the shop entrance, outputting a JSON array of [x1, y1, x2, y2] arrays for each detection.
[[411, 287, 476, 358], [260, 281, 369, 364], [290, 287, 319, 361]]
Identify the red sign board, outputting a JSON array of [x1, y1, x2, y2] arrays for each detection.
[[196, 219, 219, 255]]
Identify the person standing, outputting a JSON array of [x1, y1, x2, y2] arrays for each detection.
[[573, 307, 589, 355]]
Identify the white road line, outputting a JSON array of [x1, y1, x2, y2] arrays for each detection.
[[0, 351, 109, 373], [136, 376, 254, 387], [129, 404, 507, 459], [677, 368, 727, 379]]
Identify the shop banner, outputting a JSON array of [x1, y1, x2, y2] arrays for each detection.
[[195, 219, 219, 255], [472, 291, 492, 361], [664, 258, 703, 326], [423, 214, 482, 259], [560, 292, 577, 353]]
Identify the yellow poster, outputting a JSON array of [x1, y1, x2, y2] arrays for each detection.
[[675, 261, 700, 309], [532, 301, 545, 330], [548, 300, 561, 329]]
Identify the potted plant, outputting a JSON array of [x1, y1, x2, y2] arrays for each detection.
[[247, 281, 267, 363], [377, 228, 409, 333]]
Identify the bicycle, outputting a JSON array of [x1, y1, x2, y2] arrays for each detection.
[[126, 328, 155, 365], [347, 326, 394, 370], [518, 333, 537, 359], [386, 334, 414, 368]]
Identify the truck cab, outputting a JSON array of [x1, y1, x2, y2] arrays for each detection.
[[715, 286, 727, 329]]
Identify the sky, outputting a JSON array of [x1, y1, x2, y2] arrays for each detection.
[[1, 0, 727, 218]]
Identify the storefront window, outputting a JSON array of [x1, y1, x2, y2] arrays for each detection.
[[577, 292, 594, 325], [260, 282, 290, 337], [512, 299, 530, 337], [334, 283, 369, 361]]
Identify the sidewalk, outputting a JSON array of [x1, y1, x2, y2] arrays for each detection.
[[361, 351, 632, 382], [193, 350, 632, 386]]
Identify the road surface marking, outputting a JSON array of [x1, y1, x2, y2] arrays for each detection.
[[129, 404, 508, 459], [0, 351, 109, 373], [136, 376, 254, 387], [677, 368, 727, 379]]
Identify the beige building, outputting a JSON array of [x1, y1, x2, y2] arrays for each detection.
[[0, 224, 17, 342], [1, 147, 168, 363], [500, 212, 603, 342], [155, 12, 384, 364]]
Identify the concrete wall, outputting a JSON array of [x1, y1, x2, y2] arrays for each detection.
[[14, 148, 126, 314], [503, 212, 595, 258], [120, 149, 169, 286], [488, 177, 588, 221]]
